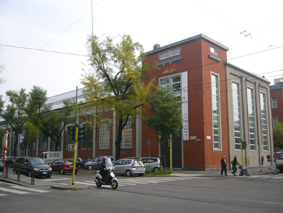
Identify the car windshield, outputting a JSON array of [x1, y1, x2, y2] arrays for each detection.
[[29, 158, 46, 165], [66, 160, 73, 164]]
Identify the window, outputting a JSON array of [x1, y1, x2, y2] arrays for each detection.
[[99, 120, 111, 149], [65, 126, 73, 150], [232, 82, 241, 150], [247, 88, 256, 150], [273, 117, 278, 126], [272, 97, 277, 108], [160, 48, 180, 60], [40, 136, 47, 151], [260, 93, 268, 151], [160, 75, 181, 98], [121, 117, 133, 149], [211, 74, 221, 149], [81, 124, 92, 149], [210, 46, 218, 55]]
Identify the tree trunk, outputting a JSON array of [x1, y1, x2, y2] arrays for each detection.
[[13, 133, 18, 156], [115, 119, 124, 160]]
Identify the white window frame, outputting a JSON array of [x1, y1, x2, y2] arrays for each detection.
[[99, 119, 111, 149], [159, 74, 181, 98], [260, 93, 269, 151], [210, 46, 218, 55], [272, 96, 277, 108], [273, 117, 278, 126], [211, 72, 222, 150], [160, 47, 180, 60], [121, 117, 133, 149], [247, 88, 256, 151], [65, 125, 73, 150]]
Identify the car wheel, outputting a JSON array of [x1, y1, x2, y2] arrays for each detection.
[[138, 174, 144, 176], [59, 169, 65, 175], [87, 165, 93, 170], [78, 164, 82, 169], [153, 167, 159, 172], [111, 180, 118, 189], [125, 170, 132, 177]]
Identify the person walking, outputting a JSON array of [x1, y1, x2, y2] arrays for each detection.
[[221, 155, 227, 176], [232, 156, 238, 175]]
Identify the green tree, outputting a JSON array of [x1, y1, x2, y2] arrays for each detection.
[[0, 89, 28, 156], [26, 86, 74, 151], [81, 34, 155, 159], [144, 87, 183, 143], [273, 121, 283, 149]]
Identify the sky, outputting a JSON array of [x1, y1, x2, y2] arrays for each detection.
[[1, 0, 283, 100]]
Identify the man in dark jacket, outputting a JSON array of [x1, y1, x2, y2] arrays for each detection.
[[221, 155, 227, 176], [99, 156, 109, 182]]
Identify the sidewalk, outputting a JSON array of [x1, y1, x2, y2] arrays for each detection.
[[0, 166, 278, 189]]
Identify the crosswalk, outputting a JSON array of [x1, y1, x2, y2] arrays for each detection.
[[245, 174, 283, 180], [74, 176, 202, 187], [0, 182, 50, 197]]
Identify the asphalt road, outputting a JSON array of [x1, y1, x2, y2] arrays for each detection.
[[0, 172, 282, 213]]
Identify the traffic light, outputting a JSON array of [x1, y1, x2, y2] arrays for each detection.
[[241, 140, 247, 150], [78, 125, 85, 140], [71, 126, 76, 140], [166, 138, 170, 148]]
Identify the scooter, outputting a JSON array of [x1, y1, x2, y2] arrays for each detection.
[[95, 158, 118, 189]]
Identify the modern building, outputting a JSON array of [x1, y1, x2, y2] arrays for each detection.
[[270, 77, 283, 125], [1, 34, 274, 170]]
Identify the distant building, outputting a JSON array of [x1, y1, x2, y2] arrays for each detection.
[[270, 77, 283, 125]]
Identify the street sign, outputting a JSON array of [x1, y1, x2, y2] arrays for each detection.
[[147, 140, 151, 146], [68, 144, 75, 151]]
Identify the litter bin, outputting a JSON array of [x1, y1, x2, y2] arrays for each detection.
[[146, 165, 150, 172]]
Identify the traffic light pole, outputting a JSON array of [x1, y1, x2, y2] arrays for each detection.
[[170, 138, 172, 173], [72, 125, 78, 185]]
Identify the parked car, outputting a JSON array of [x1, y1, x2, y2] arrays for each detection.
[[114, 159, 145, 177], [50, 159, 78, 175], [6, 156, 17, 167], [0, 159, 3, 171], [13, 157, 52, 178], [83, 157, 95, 164], [76, 158, 84, 168], [126, 157, 140, 160], [140, 157, 162, 172], [84, 156, 115, 170]]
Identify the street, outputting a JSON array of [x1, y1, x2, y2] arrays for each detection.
[[0, 171, 283, 213]]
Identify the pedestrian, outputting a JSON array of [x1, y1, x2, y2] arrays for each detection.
[[221, 155, 227, 176], [232, 156, 238, 175]]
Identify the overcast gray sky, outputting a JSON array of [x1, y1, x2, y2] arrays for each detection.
[[1, 0, 283, 99]]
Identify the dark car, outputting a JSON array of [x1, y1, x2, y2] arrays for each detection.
[[13, 157, 52, 178], [84, 156, 115, 170], [0, 159, 3, 172], [6, 156, 16, 167], [76, 158, 84, 169], [50, 159, 78, 175]]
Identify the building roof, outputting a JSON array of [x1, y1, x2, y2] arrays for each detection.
[[145, 34, 229, 56], [270, 84, 283, 91]]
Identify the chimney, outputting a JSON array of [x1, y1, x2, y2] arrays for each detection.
[[153, 44, 160, 50]]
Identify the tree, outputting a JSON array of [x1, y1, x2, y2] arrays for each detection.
[[144, 87, 183, 143], [81, 34, 155, 159], [273, 121, 283, 149], [0, 89, 28, 156], [26, 86, 74, 151]]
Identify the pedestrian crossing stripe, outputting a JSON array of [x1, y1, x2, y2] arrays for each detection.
[[11, 185, 49, 193], [0, 187, 30, 195], [0, 193, 7, 196]]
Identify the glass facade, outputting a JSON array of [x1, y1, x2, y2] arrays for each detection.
[[232, 82, 241, 150], [260, 93, 268, 151], [99, 120, 110, 149], [211, 74, 221, 149], [121, 117, 133, 149], [247, 88, 256, 150]]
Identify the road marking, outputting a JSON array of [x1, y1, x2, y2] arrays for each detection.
[[42, 178, 71, 182], [0, 194, 7, 196], [0, 187, 30, 195], [11, 185, 49, 193], [75, 181, 96, 186]]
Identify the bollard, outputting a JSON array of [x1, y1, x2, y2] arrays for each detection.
[[17, 168, 21, 181], [31, 171, 35, 185]]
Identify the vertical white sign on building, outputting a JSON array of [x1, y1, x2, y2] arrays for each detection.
[[182, 71, 189, 141]]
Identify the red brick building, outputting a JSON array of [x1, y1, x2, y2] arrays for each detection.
[[270, 77, 283, 125]]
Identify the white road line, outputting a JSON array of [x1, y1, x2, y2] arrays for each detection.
[[42, 178, 71, 182], [75, 182, 96, 186], [0, 194, 7, 196], [0, 187, 30, 195], [270, 176, 283, 179], [11, 185, 49, 193]]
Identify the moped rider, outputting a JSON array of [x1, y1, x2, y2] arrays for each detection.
[[99, 156, 109, 182]]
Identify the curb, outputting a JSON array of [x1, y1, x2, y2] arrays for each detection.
[[51, 184, 91, 191], [0, 177, 29, 187]]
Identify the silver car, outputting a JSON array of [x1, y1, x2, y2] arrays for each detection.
[[84, 156, 115, 170], [140, 157, 162, 172], [114, 159, 145, 177]]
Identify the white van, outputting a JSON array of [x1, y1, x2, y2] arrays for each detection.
[[40, 151, 63, 164]]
